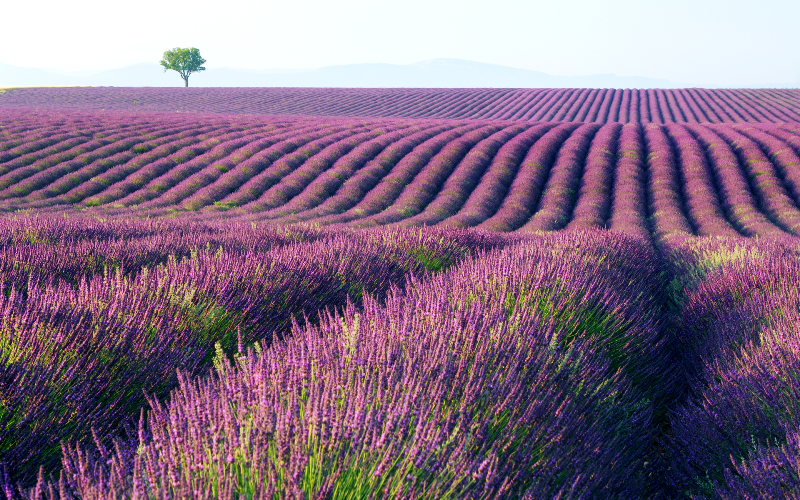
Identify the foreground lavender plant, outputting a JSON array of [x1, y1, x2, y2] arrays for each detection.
[[16, 230, 666, 499], [665, 237, 800, 498], [0, 217, 498, 486]]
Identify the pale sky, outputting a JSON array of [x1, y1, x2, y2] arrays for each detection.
[[2, 0, 798, 86]]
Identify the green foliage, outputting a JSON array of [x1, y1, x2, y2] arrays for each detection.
[[159, 47, 207, 87]]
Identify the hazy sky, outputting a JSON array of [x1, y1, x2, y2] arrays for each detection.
[[2, 0, 797, 86]]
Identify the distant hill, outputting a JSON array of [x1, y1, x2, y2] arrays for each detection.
[[1, 59, 679, 88]]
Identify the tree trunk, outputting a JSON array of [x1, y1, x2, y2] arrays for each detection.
[[184, 77, 188, 87]]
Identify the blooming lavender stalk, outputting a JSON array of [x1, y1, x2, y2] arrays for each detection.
[[662, 237, 800, 497], [23, 230, 665, 499]]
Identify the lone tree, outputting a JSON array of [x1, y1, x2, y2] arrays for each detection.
[[160, 47, 206, 87]]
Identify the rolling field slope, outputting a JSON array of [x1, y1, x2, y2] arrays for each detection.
[[2, 109, 800, 242], [4, 87, 800, 122]]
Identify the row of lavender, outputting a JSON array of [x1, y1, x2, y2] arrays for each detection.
[[4, 87, 800, 123], [662, 236, 800, 498], [0, 216, 507, 489], [6, 110, 800, 241], [4, 215, 800, 497], [1, 218, 673, 498]]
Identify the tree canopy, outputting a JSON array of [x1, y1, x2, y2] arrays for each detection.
[[160, 48, 206, 87]]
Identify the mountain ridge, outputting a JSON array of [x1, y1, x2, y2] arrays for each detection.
[[1, 58, 682, 88]]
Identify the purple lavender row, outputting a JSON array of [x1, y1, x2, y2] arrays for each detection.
[[713, 125, 800, 235], [684, 124, 786, 237], [5, 122, 210, 210], [112, 126, 285, 207], [580, 88, 608, 122], [79, 124, 251, 207], [140, 122, 339, 209], [590, 88, 618, 123], [608, 123, 651, 240], [263, 123, 439, 219], [662, 124, 740, 238], [8, 88, 800, 122], [566, 88, 598, 121], [0, 122, 146, 186], [268, 124, 457, 224], [665, 238, 800, 497], [242, 126, 405, 213], [543, 88, 588, 121], [397, 124, 531, 227], [0, 127, 106, 168], [484, 89, 540, 120], [51, 123, 226, 208], [642, 124, 695, 243], [0, 123, 174, 201], [23, 230, 666, 498], [0, 113, 122, 163], [517, 89, 560, 120], [316, 123, 484, 225], [519, 123, 600, 232], [716, 89, 774, 122], [179, 122, 346, 211], [687, 89, 728, 122], [439, 123, 557, 228], [479, 123, 580, 231], [745, 89, 800, 122], [352, 124, 506, 227], [214, 124, 375, 209], [734, 124, 800, 206], [565, 123, 620, 230]]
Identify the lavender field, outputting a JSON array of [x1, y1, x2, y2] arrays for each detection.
[[5, 87, 800, 122], [2, 89, 800, 498]]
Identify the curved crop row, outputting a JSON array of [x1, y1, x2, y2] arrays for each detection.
[[397, 123, 531, 227], [1, 110, 799, 240], [357, 124, 511, 227], [643, 123, 695, 243], [269, 123, 457, 224], [664, 124, 739, 237], [565, 123, 620, 230], [519, 122, 600, 232], [479, 123, 580, 231], [263, 123, 438, 219], [608, 123, 650, 240]]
